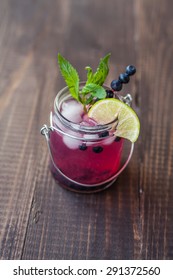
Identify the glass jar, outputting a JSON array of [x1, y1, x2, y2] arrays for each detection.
[[41, 83, 134, 193]]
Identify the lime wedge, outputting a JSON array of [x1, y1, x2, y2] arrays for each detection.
[[88, 98, 140, 142]]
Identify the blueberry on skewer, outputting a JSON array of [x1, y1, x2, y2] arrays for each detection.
[[119, 73, 130, 84], [126, 65, 136, 76], [111, 79, 122, 91]]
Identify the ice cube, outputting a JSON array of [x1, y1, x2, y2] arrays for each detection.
[[83, 133, 99, 147], [83, 134, 99, 140], [61, 100, 83, 123], [63, 135, 81, 149], [81, 114, 97, 126], [103, 136, 115, 145]]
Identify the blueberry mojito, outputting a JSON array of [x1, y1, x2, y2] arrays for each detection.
[[41, 53, 140, 193]]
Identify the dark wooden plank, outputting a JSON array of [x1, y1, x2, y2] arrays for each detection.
[[0, 0, 59, 259], [0, 0, 172, 260], [135, 0, 173, 259]]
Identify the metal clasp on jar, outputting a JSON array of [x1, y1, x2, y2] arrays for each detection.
[[40, 124, 53, 140], [122, 93, 132, 106]]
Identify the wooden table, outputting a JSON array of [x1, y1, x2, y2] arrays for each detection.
[[0, 0, 173, 260]]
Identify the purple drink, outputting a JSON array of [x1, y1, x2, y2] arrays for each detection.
[[49, 85, 124, 193]]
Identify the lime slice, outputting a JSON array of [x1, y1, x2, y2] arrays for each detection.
[[88, 98, 140, 142]]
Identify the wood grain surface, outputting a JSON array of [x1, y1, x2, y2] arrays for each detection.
[[0, 0, 173, 260]]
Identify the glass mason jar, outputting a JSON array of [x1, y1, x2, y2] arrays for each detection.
[[41, 83, 134, 193]]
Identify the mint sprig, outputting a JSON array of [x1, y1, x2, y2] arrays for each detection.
[[85, 53, 111, 86], [57, 53, 110, 110], [58, 53, 79, 101]]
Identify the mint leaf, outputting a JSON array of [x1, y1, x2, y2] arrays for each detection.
[[85, 95, 94, 105], [82, 83, 106, 99], [85, 66, 93, 82], [58, 53, 79, 101], [85, 53, 111, 86]]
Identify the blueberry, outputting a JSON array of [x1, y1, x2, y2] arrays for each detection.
[[114, 136, 121, 142], [99, 131, 109, 138], [119, 73, 130, 84], [106, 89, 114, 98], [79, 143, 87, 151], [111, 80, 122, 91], [93, 146, 103, 153], [126, 65, 136, 76]]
